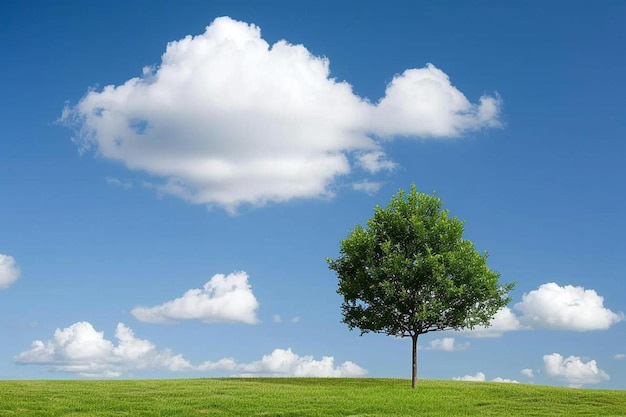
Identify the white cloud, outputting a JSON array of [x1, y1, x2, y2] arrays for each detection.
[[491, 377, 519, 383], [15, 322, 192, 377], [132, 271, 259, 324], [543, 353, 610, 386], [453, 372, 485, 381], [273, 315, 300, 324], [615, 353, 625, 360], [371, 66, 502, 138], [0, 254, 20, 289], [105, 176, 132, 189], [422, 337, 469, 351], [198, 348, 367, 377], [356, 151, 396, 174], [515, 283, 624, 331], [462, 283, 623, 337], [453, 372, 517, 383], [520, 368, 535, 378], [62, 16, 501, 212], [352, 180, 383, 195], [463, 307, 527, 338], [16, 322, 366, 378]]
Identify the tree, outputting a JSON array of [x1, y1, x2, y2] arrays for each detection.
[[327, 185, 515, 388]]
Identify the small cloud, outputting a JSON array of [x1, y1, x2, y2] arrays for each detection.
[[543, 353, 610, 386], [105, 176, 132, 190], [422, 337, 468, 351], [614, 353, 625, 360], [453, 372, 517, 383], [463, 307, 526, 338], [520, 368, 535, 378], [352, 180, 383, 195], [453, 372, 485, 382], [356, 151, 396, 174], [491, 377, 519, 383], [0, 254, 20, 289], [272, 315, 299, 324], [131, 271, 259, 324]]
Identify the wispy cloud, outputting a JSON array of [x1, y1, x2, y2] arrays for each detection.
[[356, 151, 396, 174], [273, 315, 300, 324], [421, 338, 468, 351], [352, 180, 383, 195], [105, 176, 133, 190]]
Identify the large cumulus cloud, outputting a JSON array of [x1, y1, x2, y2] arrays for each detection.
[[62, 16, 501, 212]]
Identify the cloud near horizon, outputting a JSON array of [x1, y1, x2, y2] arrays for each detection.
[[0, 254, 20, 289], [452, 372, 518, 383], [543, 353, 609, 387], [61, 16, 502, 212], [197, 348, 366, 377], [15, 321, 366, 378], [14, 322, 191, 377], [131, 271, 259, 324]]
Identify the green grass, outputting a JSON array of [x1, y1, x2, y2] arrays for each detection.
[[0, 378, 624, 416]]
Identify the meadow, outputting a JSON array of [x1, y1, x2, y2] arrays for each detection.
[[0, 378, 625, 416]]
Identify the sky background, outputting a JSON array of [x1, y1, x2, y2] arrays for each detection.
[[1, 0, 625, 388]]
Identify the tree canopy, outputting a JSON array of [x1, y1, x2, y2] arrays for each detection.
[[327, 185, 515, 388]]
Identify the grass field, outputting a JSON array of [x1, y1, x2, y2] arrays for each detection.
[[0, 378, 625, 416]]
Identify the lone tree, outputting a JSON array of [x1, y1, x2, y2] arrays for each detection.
[[327, 185, 515, 388]]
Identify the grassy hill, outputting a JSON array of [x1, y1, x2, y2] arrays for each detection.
[[1, 378, 625, 416]]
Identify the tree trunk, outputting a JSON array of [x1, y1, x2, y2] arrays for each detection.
[[411, 334, 419, 389]]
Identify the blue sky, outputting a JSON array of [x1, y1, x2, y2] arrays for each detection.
[[1, 0, 625, 387]]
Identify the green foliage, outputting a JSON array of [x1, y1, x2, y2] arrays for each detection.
[[0, 378, 624, 416], [328, 185, 516, 387], [328, 185, 515, 338]]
